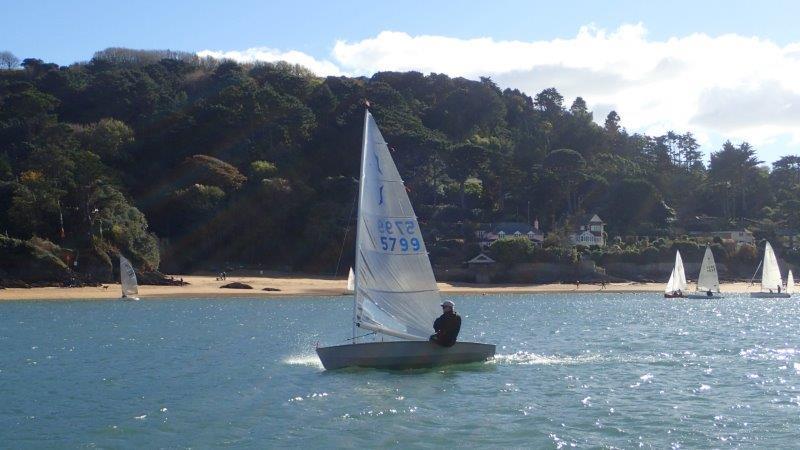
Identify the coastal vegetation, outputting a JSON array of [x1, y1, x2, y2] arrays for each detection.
[[1, 48, 800, 284]]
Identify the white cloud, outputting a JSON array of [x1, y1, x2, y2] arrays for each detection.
[[199, 25, 800, 152], [196, 47, 341, 76]]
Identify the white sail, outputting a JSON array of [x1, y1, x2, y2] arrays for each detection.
[[346, 267, 355, 293], [119, 254, 138, 297], [787, 270, 794, 294], [353, 111, 440, 340], [664, 250, 687, 293], [761, 241, 783, 292], [664, 268, 675, 293], [696, 247, 720, 293]]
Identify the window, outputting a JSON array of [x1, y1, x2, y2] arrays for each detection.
[[498, 231, 505, 238]]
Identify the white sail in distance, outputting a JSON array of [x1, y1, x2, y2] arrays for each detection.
[[696, 247, 720, 293], [761, 241, 782, 292], [787, 270, 795, 294], [119, 254, 138, 297], [353, 111, 440, 340], [346, 267, 355, 293], [665, 250, 687, 293]]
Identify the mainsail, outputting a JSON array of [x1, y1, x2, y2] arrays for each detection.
[[346, 267, 355, 293], [353, 111, 440, 340], [664, 250, 688, 293], [696, 247, 720, 293], [119, 254, 138, 297], [760, 241, 782, 292], [787, 270, 794, 294]]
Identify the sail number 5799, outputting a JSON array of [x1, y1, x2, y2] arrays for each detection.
[[377, 219, 421, 252]]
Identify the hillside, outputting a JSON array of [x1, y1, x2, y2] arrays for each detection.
[[2, 48, 800, 283]]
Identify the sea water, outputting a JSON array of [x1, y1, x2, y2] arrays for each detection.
[[1, 293, 799, 448]]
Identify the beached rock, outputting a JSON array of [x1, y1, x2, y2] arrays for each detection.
[[221, 282, 253, 289]]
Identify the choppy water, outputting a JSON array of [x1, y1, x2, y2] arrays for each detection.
[[1, 293, 800, 448]]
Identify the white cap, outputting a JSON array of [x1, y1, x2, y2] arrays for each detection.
[[441, 300, 455, 308]]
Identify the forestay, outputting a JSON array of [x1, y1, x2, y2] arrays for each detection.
[[696, 247, 720, 293], [119, 255, 138, 297], [353, 111, 440, 340], [761, 241, 782, 292]]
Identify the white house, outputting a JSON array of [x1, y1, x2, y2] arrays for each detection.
[[569, 214, 605, 247], [476, 221, 544, 248]]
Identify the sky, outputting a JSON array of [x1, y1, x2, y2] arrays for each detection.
[[3, 0, 800, 163]]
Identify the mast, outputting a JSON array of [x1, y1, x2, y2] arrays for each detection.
[[352, 107, 370, 341]]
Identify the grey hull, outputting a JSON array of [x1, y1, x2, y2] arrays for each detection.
[[316, 341, 496, 370], [685, 293, 724, 299], [750, 292, 791, 298]]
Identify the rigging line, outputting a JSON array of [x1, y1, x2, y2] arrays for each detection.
[[749, 258, 763, 287], [333, 187, 359, 277]]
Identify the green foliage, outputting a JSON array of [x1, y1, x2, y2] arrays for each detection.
[[489, 237, 533, 264], [249, 160, 278, 178]]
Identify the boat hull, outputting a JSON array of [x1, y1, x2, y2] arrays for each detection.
[[664, 294, 685, 298], [750, 292, 791, 298], [316, 341, 496, 370], [685, 293, 724, 299]]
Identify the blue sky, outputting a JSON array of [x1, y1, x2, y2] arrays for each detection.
[[2, 0, 799, 162]]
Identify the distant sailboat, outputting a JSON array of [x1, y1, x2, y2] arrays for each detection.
[[751, 241, 790, 298], [344, 267, 355, 294], [786, 270, 795, 295], [316, 108, 495, 370], [664, 250, 687, 298], [119, 254, 140, 301], [686, 246, 723, 299]]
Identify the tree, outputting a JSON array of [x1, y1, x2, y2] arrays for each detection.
[[604, 111, 621, 134], [445, 143, 488, 214], [543, 148, 587, 213], [708, 141, 763, 218], [0, 51, 19, 70]]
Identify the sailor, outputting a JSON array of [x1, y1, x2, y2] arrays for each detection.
[[430, 300, 461, 347], [706, 290, 713, 297]]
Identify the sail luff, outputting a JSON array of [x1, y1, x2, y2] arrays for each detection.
[[352, 109, 370, 340]]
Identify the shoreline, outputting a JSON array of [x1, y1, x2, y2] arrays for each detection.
[[0, 275, 763, 301]]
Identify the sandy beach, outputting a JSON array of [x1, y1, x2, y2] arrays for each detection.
[[0, 275, 761, 301]]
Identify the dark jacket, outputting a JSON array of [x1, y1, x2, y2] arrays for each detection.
[[431, 311, 461, 347]]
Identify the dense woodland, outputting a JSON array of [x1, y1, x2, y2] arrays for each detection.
[[2, 48, 800, 284]]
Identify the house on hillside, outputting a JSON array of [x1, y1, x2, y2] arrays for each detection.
[[476, 221, 544, 249], [569, 214, 605, 247]]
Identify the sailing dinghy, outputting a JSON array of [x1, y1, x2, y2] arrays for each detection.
[[316, 109, 495, 370], [750, 241, 789, 298], [686, 246, 723, 298], [119, 254, 140, 301], [664, 250, 687, 298]]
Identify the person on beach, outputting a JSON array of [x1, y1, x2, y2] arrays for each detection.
[[430, 300, 461, 347]]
